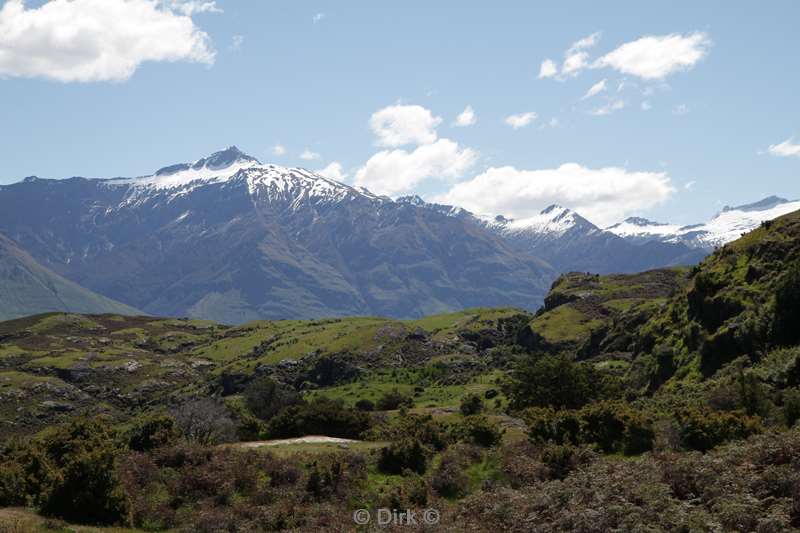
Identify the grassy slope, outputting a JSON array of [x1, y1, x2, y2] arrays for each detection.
[[0, 234, 140, 321], [0, 307, 526, 438]]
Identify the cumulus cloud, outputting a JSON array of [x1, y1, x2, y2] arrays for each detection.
[[272, 144, 286, 157], [313, 12, 325, 24], [369, 104, 442, 147], [540, 31, 709, 83], [453, 105, 477, 127], [539, 32, 600, 80], [316, 161, 348, 181], [641, 101, 653, 111], [767, 138, 800, 158], [538, 58, 558, 79], [166, 1, 221, 15], [582, 79, 607, 99], [0, 0, 216, 82], [300, 149, 321, 161], [594, 32, 711, 80], [435, 163, 675, 227], [590, 99, 625, 116], [504, 112, 537, 129], [354, 139, 477, 197]]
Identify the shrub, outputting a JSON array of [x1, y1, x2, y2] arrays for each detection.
[[173, 399, 237, 445], [243, 377, 302, 422], [266, 397, 371, 439], [38, 418, 128, 525], [376, 389, 414, 411], [460, 394, 484, 416], [126, 414, 180, 452], [505, 355, 600, 410], [676, 408, 762, 452], [431, 459, 470, 498], [526, 402, 654, 455], [539, 443, 595, 480], [782, 388, 800, 427], [452, 416, 503, 448], [774, 262, 800, 345], [354, 399, 375, 412], [378, 439, 428, 475]]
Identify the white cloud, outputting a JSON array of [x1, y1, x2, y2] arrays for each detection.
[[453, 105, 477, 127], [672, 103, 689, 115], [313, 12, 325, 24], [540, 32, 601, 80], [641, 101, 652, 111], [0, 0, 215, 83], [594, 32, 711, 80], [300, 149, 321, 161], [538, 58, 558, 79], [166, 1, 221, 15], [434, 163, 675, 227], [354, 139, 477, 197], [582, 79, 607, 99], [272, 144, 286, 157], [590, 99, 625, 116], [767, 138, 800, 158], [562, 51, 590, 77], [369, 104, 442, 147], [684, 180, 697, 190], [504, 112, 537, 129], [568, 32, 602, 53], [316, 161, 347, 181], [230, 35, 244, 52]]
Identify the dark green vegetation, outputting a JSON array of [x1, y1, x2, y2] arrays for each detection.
[[0, 233, 139, 322], [3, 209, 800, 531]]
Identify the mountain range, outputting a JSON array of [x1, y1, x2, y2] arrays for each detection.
[[0, 146, 795, 322]]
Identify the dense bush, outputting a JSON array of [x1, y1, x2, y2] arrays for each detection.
[[774, 262, 800, 345], [266, 397, 371, 439], [459, 394, 484, 416], [505, 355, 603, 410], [675, 408, 762, 452], [243, 377, 303, 422], [526, 401, 654, 455], [126, 414, 180, 452], [3, 418, 130, 525], [375, 389, 414, 410], [452, 416, 504, 448], [354, 398, 375, 411], [377, 439, 428, 475], [783, 388, 800, 427]]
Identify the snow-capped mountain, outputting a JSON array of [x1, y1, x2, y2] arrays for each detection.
[[0, 146, 796, 322], [606, 196, 800, 249], [0, 147, 553, 323], [474, 205, 705, 274]]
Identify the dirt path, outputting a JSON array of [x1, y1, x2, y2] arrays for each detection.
[[233, 436, 359, 449]]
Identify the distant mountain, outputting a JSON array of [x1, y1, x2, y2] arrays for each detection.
[[474, 205, 706, 273], [0, 232, 140, 321], [0, 147, 553, 323], [606, 196, 800, 249]]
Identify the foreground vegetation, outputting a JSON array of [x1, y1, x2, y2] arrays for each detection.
[[2, 210, 800, 531]]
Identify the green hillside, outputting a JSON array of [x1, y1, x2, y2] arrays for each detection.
[[0, 234, 140, 321], [3, 211, 800, 531]]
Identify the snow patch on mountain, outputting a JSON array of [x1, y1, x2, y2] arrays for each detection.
[[481, 205, 598, 240], [606, 197, 800, 248]]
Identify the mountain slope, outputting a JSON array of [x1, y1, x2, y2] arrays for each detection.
[[0, 148, 553, 322], [607, 196, 800, 249], [477, 205, 706, 273], [0, 233, 140, 320]]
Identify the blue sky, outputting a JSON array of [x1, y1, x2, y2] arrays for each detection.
[[1, 0, 798, 226]]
